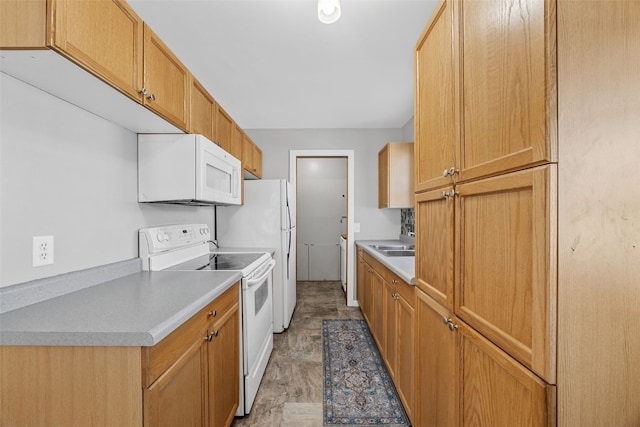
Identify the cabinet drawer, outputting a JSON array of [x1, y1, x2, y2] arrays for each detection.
[[362, 251, 384, 274], [141, 282, 239, 387], [386, 270, 415, 308]]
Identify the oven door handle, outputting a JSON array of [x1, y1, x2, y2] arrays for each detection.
[[246, 259, 276, 287]]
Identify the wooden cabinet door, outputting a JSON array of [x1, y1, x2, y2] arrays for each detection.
[[242, 134, 254, 174], [415, 187, 455, 310], [460, 0, 556, 182], [50, 0, 143, 102], [414, 0, 459, 193], [252, 144, 262, 178], [232, 124, 244, 160], [143, 23, 189, 131], [370, 269, 385, 351], [378, 145, 389, 208], [396, 293, 415, 423], [455, 165, 557, 383], [144, 338, 206, 427], [415, 289, 458, 427], [383, 280, 397, 377], [207, 302, 240, 427], [459, 321, 551, 426], [189, 77, 215, 141], [356, 253, 368, 317], [214, 103, 234, 153]]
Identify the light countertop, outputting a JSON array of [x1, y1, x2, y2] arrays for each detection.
[[0, 270, 241, 347], [355, 240, 415, 285]]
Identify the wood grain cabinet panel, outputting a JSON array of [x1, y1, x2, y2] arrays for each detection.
[[189, 77, 215, 141], [415, 187, 455, 310], [414, 0, 459, 193], [143, 23, 190, 131], [395, 292, 415, 422], [50, 0, 144, 102], [455, 165, 557, 383], [459, 0, 557, 182], [0, 0, 47, 48], [214, 103, 234, 153], [459, 321, 552, 427], [378, 142, 414, 208], [415, 289, 458, 427], [207, 301, 240, 427], [144, 338, 206, 427]]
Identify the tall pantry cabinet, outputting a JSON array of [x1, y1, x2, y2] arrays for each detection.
[[414, 0, 640, 426]]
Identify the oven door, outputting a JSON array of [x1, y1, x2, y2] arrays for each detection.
[[196, 136, 241, 205], [242, 259, 275, 373]]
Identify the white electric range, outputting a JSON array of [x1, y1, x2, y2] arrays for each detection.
[[139, 224, 275, 416]]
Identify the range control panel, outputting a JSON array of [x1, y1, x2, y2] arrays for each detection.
[[139, 224, 211, 255]]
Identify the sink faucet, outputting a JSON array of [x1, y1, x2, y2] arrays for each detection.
[[408, 232, 415, 237]]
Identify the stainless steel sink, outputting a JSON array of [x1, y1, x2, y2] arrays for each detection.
[[369, 244, 415, 257], [370, 244, 414, 251], [381, 249, 415, 257]]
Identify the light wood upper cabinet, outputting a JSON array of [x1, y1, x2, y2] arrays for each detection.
[[460, 0, 556, 182], [0, 0, 47, 48], [142, 24, 190, 131], [189, 77, 215, 141], [232, 124, 244, 160], [378, 142, 414, 208], [414, 0, 459, 193], [455, 165, 557, 383], [415, 0, 556, 192], [415, 187, 455, 311], [242, 133, 263, 179], [214, 103, 234, 153], [12, 0, 146, 102]]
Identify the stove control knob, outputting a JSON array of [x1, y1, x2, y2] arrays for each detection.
[[156, 232, 164, 243]]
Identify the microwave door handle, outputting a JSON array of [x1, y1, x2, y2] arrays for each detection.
[[246, 260, 276, 287]]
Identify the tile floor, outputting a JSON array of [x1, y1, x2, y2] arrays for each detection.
[[232, 281, 363, 427]]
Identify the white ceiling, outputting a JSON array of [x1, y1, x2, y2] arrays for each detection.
[[128, 0, 439, 130]]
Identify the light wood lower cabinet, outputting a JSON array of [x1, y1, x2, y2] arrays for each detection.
[[144, 282, 240, 427], [207, 296, 240, 427], [416, 288, 553, 427], [0, 283, 239, 427], [356, 247, 415, 424]]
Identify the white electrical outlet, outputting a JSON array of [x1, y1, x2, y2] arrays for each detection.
[[33, 236, 54, 267]]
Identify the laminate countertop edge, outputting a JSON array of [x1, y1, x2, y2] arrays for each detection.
[[0, 269, 242, 347], [355, 240, 416, 285]]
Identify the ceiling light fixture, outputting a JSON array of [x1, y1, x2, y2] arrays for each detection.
[[318, 0, 341, 24]]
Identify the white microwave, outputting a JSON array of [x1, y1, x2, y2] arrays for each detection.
[[138, 134, 242, 206]]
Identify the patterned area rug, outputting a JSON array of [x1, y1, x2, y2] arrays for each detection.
[[322, 319, 409, 426]]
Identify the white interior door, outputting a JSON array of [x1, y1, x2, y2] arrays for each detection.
[[296, 158, 347, 282]]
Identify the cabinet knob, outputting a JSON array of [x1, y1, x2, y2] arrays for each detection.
[[440, 190, 447, 199], [447, 322, 459, 332], [443, 166, 459, 177], [442, 316, 450, 325], [213, 330, 219, 337], [208, 310, 217, 318], [139, 88, 148, 96], [147, 93, 156, 102], [392, 279, 398, 285]]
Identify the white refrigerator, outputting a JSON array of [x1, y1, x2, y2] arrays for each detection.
[[217, 179, 297, 333]]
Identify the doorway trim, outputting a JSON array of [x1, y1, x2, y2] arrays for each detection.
[[289, 150, 357, 307]]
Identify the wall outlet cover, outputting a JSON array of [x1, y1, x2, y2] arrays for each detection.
[[33, 235, 54, 267]]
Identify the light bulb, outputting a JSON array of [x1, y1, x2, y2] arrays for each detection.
[[318, 0, 341, 24]]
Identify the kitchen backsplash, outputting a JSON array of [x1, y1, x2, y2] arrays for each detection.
[[401, 208, 415, 236]]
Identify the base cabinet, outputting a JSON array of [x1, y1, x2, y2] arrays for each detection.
[[0, 283, 240, 427], [356, 246, 415, 424]]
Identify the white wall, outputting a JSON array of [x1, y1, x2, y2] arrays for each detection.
[[0, 74, 214, 287], [246, 128, 403, 241], [402, 116, 415, 141]]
